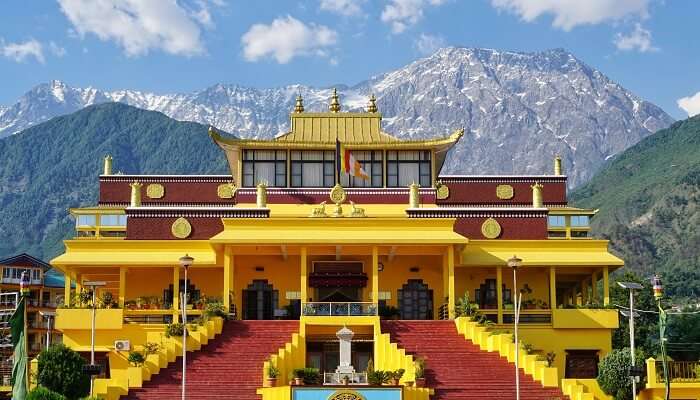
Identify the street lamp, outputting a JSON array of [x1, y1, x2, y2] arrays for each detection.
[[38, 310, 56, 349], [617, 281, 643, 399], [179, 254, 194, 400], [83, 280, 106, 397], [652, 274, 669, 400], [507, 255, 523, 400]]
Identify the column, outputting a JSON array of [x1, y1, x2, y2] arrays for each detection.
[[223, 248, 232, 312], [496, 266, 503, 324], [372, 246, 379, 306], [602, 266, 610, 306], [64, 269, 71, 305], [591, 270, 599, 302], [172, 266, 180, 321], [442, 253, 449, 304], [118, 267, 126, 308], [300, 247, 308, 303], [581, 278, 589, 304], [447, 246, 455, 319], [75, 273, 83, 293], [549, 267, 557, 310]]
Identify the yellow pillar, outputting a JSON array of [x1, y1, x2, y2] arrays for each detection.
[[549, 267, 557, 310], [300, 247, 308, 303], [223, 248, 232, 312], [496, 266, 503, 324], [448, 246, 455, 319], [591, 270, 599, 302], [581, 278, 588, 304], [372, 246, 379, 306], [75, 273, 83, 293], [118, 267, 126, 308], [173, 266, 180, 320], [442, 253, 448, 303], [603, 266, 610, 306], [64, 269, 71, 306]]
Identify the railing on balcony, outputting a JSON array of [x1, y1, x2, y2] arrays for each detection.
[[475, 308, 552, 324], [323, 372, 368, 385], [1, 277, 42, 286], [302, 302, 377, 316], [656, 360, 700, 383]]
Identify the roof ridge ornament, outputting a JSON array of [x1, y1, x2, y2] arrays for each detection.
[[367, 94, 378, 113], [294, 93, 304, 113], [329, 88, 341, 113]]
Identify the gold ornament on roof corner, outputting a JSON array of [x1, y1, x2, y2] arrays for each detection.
[[496, 184, 514, 200], [481, 218, 502, 239], [146, 183, 165, 199], [327, 390, 366, 400], [171, 217, 192, 239], [217, 182, 237, 199], [329, 88, 341, 113], [436, 181, 450, 200]]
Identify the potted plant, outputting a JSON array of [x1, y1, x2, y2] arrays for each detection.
[[367, 370, 389, 386], [302, 368, 321, 385], [125, 300, 137, 310], [293, 368, 305, 386], [341, 375, 350, 385], [389, 368, 405, 385], [414, 357, 426, 387], [164, 322, 184, 338], [127, 351, 146, 367], [265, 358, 279, 387]]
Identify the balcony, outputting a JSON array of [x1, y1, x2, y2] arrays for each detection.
[[55, 308, 124, 330], [1, 277, 42, 286], [302, 302, 377, 317]]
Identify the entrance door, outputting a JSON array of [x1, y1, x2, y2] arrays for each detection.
[[398, 279, 434, 320], [242, 280, 278, 320]]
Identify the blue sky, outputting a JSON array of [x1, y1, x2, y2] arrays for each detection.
[[1, 0, 699, 119]]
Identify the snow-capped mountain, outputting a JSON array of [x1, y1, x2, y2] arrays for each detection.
[[0, 47, 673, 187]]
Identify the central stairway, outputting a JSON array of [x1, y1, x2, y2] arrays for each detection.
[[125, 320, 298, 400], [381, 320, 568, 400]]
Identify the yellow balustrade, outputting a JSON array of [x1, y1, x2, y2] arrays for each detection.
[[552, 309, 619, 329]]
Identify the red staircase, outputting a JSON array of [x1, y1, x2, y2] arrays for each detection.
[[124, 320, 298, 400], [381, 320, 568, 400]]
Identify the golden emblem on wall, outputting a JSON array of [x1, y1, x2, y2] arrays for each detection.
[[435, 180, 450, 200], [146, 183, 165, 199], [496, 184, 514, 200], [330, 184, 347, 217], [327, 390, 366, 400], [217, 182, 237, 199], [481, 218, 502, 239], [171, 217, 192, 239]]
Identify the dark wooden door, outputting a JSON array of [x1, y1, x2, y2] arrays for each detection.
[[398, 279, 434, 320]]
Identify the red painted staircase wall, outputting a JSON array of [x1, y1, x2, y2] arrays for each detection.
[[124, 320, 298, 400], [381, 320, 569, 400]]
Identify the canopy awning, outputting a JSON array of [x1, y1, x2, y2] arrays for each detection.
[[210, 217, 468, 245], [50, 240, 218, 271], [460, 239, 624, 267]]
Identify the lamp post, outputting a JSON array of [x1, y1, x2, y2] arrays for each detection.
[[508, 255, 523, 400], [617, 281, 643, 399], [83, 280, 106, 397], [38, 310, 56, 349], [179, 254, 194, 400], [20, 271, 30, 392], [652, 274, 669, 400]]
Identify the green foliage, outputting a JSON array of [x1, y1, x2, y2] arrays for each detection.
[[97, 291, 117, 309], [127, 351, 146, 367], [142, 342, 160, 356], [27, 386, 66, 400], [204, 300, 227, 319], [0, 102, 230, 261], [455, 292, 478, 317], [390, 368, 405, 380], [36, 344, 90, 400], [597, 348, 645, 400], [367, 370, 391, 385], [414, 356, 426, 379], [291, 367, 320, 384], [266, 358, 279, 379], [666, 307, 700, 361], [609, 271, 658, 356], [164, 322, 184, 337], [378, 304, 400, 319]]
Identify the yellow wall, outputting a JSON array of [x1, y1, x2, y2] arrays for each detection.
[[189, 267, 224, 300], [455, 267, 551, 307], [378, 255, 444, 317], [233, 255, 301, 314], [125, 268, 173, 300]]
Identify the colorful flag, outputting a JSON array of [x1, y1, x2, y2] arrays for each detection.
[[337, 140, 369, 180], [10, 296, 27, 400]]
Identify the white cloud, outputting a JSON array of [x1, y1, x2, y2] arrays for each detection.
[[490, 0, 650, 31], [613, 23, 658, 53], [57, 0, 208, 57], [415, 33, 446, 55], [241, 16, 337, 64], [381, 0, 446, 34], [678, 92, 700, 117], [320, 0, 366, 17], [49, 41, 67, 57], [0, 38, 45, 63]]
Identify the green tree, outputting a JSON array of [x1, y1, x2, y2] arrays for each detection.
[[26, 386, 66, 400], [36, 344, 90, 400], [597, 348, 645, 400], [666, 307, 700, 361]]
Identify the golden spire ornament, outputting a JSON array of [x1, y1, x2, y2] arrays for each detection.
[[294, 93, 304, 113], [367, 94, 378, 113], [329, 88, 341, 113]]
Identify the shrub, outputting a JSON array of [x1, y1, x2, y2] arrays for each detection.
[[128, 351, 146, 367], [390, 368, 405, 380], [367, 370, 390, 385], [97, 291, 117, 309], [204, 301, 227, 318], [165, 322, 184, 337], [597, 348, 645, 400], [414, 357, 426, 379], [301, 367, 321, 385], [143, 342, 160, 356], [36, 344, 90, 399], [266, 358, 279, 379], [27, 386, 66, 400]]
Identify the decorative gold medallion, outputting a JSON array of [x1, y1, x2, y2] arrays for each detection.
[[327, 390, 366, 400], [330, 184, 347, 204], [146, 183, 165, 199], [481, 218, 502, 239], [217, 182, 237, 199], [496, 184, 514, 200], [171, 217, 192, 239], [436, 181, 450, 200]]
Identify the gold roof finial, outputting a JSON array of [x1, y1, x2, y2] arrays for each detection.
[[329, 88, 341, 113], [294, 93, 305, 113], [367, 94, 378, 113]]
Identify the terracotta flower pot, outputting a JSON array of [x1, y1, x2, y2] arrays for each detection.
[[265, 377, 277, 387], [342, 376, 350, 385], [294, 377, 304, 386], [390, 378, 399, 386], [415, 378, 426, 388]]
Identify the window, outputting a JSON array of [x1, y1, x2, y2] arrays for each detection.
[[242, 150, 287, 187], [100, 214, 126, 226], [340, 150, 383, 187], [290, 151, 335, 187], [387, 151, 431, 187], [570, 215, 590, 227], [76, 215, 97, 226], [32, 269, 40, 281], [548, 215, 566, 227]]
